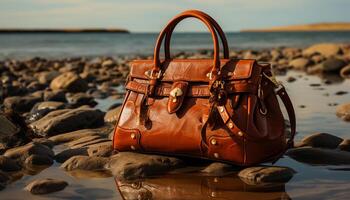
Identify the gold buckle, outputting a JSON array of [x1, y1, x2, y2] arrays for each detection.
[[263, 72, 281, 87], [144, 69, 162, 79]]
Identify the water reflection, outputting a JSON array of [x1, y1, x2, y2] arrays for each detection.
[[116, 173, 291, 200]]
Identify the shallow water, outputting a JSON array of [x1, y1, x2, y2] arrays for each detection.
[[0, 71, 349, 200]]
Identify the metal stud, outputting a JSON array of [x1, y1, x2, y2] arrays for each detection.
[[172, 99, 177, 103], [213, 153, 219, 158], [238, 131, 244, 137], [219, 107, 224, 113], [211, 191, 217, 197], [228, 122, 234, 129], [213, 177, 218, 183], [210, 138, 217, 145], [130, 145, 136, 150], [130, 133, 136, 139]]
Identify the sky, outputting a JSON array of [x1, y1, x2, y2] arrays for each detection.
[[0, 0, 350, 32]]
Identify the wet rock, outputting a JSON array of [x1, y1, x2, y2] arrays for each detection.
[[336, 103, 350, 121], [50, 72, 88, 92], [340, 65, 350, 79], [238, 166, 295, 185], [286, 76, 296, 83], [338, 139, 350, 152], [4, 142, 54, 161], [201, 162, 238, 175], [27, 101, 65, 123], [29, 107, 104, 137], [107, 152, 183, 180], [289, 57, 311, 70], [43, 90, 66, 102], [25, 178, 68, 195], [303, 43, 342, 57], [307, 57, 347, 74], [0, 171, 10, 190], [335, 91, 348, 95], [25, 154, 53, 166], [32, 138, 54, 148], [104, 106, 121, 123], [4, 95, 42, 113], [87, 142, 113, 157], [101, 59, 116, 68], [66, 92, 97, 108], [70, 138, 111, 149], [0, 155, 21, 171], [55, 148, 88, 163], [67, 135, 102, 147], [297, 133, 343, 149], [286, 147, 350, 165], [61, 155, 109, 171], [0, 113, 20, 149], [37, 71, 60, 84]]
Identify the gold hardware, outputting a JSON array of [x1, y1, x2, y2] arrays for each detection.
[[213, 177, 218, 183], [213, 153, 219, 158], [238, 131, 244, 137], [130, 133, 136, 139], [211, 138, 217, 145], [130, 145, 136, 150], [144, 69, 162, 79], [263, 71, 281, 87], [211, 192, 217, 197], [228, 122, 234, 129], [219, 107, 224, 113], [170, 87, 183, 103]]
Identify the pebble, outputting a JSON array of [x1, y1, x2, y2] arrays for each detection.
[[25, 178, 68, 195]]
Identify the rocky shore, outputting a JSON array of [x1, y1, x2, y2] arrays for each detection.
[[0, 43, 350, 196]]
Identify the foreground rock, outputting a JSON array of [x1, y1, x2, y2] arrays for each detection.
[[286, 147, 350, 165], [27, 101, 65, 123], [50, 72, 88, 92], [4, 142, 54, 161], [238, 166, 295, 185], [55, 148, 88, 163], [297, 132, 343, 149], [303, 43, 342, 57], [25, 155, 54, 166], [336, 103, 350, 121], [25, 178, 68, 195], [0, 155, 21, 171], [30, 107, 104, 137], [3, 95, 42, 113], [61, 155, 109, 171], [307, 57, 346, 74], [201, 162, 238, 175], [338, 139, 350, 152], [107, 152, 184, 180]]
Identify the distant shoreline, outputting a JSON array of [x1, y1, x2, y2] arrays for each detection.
[[241, 22, 350, 32], [0, 28, 130, 34]]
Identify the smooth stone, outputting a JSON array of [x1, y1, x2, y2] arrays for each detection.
[[70, 138, 111, 149], [3, 95, 42, 113], [286, 147, 350, 165], [4, 142, 54, 161], [25, 154, 53, 166], [297, 132, 344, 149], [338, 139, 350, 152], [340, 65, 350, 79], [336, 103, 350, 121], [27, 101, 65, 123], [50, 72, 88, 92], [29, 107, 104, 137], [55, 148, 88, 163], [106, 152, 184, 180], [43, 90, 66, 102], [0, 171, 10, 190], [289, 57, 311, 70], [25, 178, 68, 195], [66, 92, 97, 108], [104, 106, 121, 123], [238, 166, 296, 185], [61, 155, 109, 171], [307, 57, 347, 74], [87, 142, 113, 157], [36, 71, 60, 84], [0, 155, 21, 171], [286, 76, 296, 82], [303, 43, 342, 57], [67, 135, 102, 148], [32, 138, 54, 148], [201, 162, 238, 175], [0, 113, 20, 149]]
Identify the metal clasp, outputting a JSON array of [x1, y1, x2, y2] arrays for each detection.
[[263, 71, 284, 92], [144, 69, 162, 79]]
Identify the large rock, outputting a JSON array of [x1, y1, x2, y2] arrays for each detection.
[[4, 142, 54, 161], [27, 101, 65, 123], [289, 58, 311, 70], [338, 139, 350, 152], [49, 129, 101, 145], [201, 162, 238, 175], [24, 154, 54, 166], [286, 147, 350, 165], [25, 178, 68, 195], [66, 135, 102, 148], [66, 92, 97, 108], [340, 65, 350, 79], [336, 103, 350, 121], [37, 71, 60, 84], [104, 106, 121, 123], [297, 133, 343, 149], [3, 95, 42, 113], [0, 113, 20, 150], [307, 58, 346, 74], [54, 148, 88, 163], [50, 72, 88, 92], [87, 142, 113, 157], [0, 155, 21, 171], [29, 107, 104, 137], [238, 166, 295, 185], [303, 43, 342, 57], [106, 152, 183, 180], [61, 155, 109, 171], [70, 138, 110, 149]]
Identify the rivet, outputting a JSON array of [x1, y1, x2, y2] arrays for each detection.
[[172, 98, 177, 103], [219, 107, 224, 113], [238, 131, 244, 137], [211, 138, 217, 145], [130, 133, 136, 139], [228, 122, 234, 129], [130, 145, 136, 150], [211, 191, 217, 197], [214, 153, 219, 158], [214, 177, 218, 182], [206, 73, 210, 77]]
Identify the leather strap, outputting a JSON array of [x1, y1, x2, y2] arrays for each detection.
[[164, 10, 229, 60]]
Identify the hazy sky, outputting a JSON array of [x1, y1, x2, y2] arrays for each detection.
[[1, 0, 350, 32]]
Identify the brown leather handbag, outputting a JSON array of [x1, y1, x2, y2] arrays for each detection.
[[113, 10, 296, 166]]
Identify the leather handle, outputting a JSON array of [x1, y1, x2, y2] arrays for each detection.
[[153, 10, 221, 77], [164, 10, 229, 59]]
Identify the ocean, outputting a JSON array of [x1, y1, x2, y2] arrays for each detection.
[[0, 32, 350, 59]]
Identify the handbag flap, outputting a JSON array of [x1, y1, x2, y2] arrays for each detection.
[[129, 59, 255, 82]]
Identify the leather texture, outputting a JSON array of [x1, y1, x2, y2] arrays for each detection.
[[113, 10, 296, 166]]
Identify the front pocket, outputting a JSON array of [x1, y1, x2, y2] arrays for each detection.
[[113, 126, 142, 151]]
